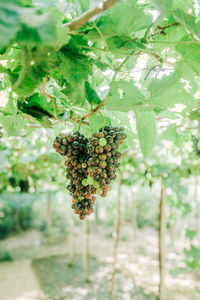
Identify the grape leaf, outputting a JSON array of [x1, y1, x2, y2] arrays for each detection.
[[161, 124, 181, 147], [21, 93, 66, 117], [135, 111, 156, 158], [176, 42, 200, 74], [0, 115, 27, 136], [147, 73, 197, 111], [85, 81, 101, 105], [59, 51, 93, 85], [91, 0, 152, 38], [0, 1, 21, 48], [105, 80, 145, 112], [89, 112, 106, 133], [173, 10, 200, 40]]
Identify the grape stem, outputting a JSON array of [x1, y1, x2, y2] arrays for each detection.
[[63, 0, 120, 31]]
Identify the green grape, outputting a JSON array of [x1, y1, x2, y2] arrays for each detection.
[[82, 162, 87, 168], [99, 138, 107, 146], [82, 178, 88, 186], [93, 181, 100, 189], [87, 176, 94, 185], [96, 188, 103, 195]]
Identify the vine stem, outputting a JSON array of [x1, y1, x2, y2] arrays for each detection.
[[78, 118, 83, 130], [82, 97, 108, 120], [79, 45, 136, 56], [63, 0, 119, 30], [42, 77, 53, 99]]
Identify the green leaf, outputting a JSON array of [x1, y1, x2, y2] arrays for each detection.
[[0, 115, 26, 136], [85, 81, 101, 105], [7, 71, 41, 97], [78, 0, 89, 12], [105, 80, 145, 112], [89, 113, 106, 133], [147, 73, 197, 112], [176, 42, 200, 74], [0, 94, 17, 116], [185, 228, 196, 241], [16, 10, 57, 44], [59, 51, 93, 85], [184, 245, 200, 270], [161, 124, 181, 147], [173, 10, 200, 40], [135, 111, 156, 158], [0, 1, 65, 48], [0, 1, 20, 48], [95, 0, 153, 37], [62, 82, 88, 108], [23, 93, 67, 117]]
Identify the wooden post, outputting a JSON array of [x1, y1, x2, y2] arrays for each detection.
[[131, 189, 137, 238], [158, 178, 166, 300], [83, 218, 90, 282], [194, 176, 199, 243], [13, 207, 21, 232], [46, 192, 52, 243], [109, 172, 122, 300], [70, 212, 76, 265]]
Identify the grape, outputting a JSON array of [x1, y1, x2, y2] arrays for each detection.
[[93, 181, 100, 189], [99, 138, 107, 146], [82, 179, 88, 186], [104, 144, 111, 152], [99, 154, 107, 161], [99, 161, 107, 169], [95, 145, 104, 153], [87, 177, 94, 185], [106, 136, 113, 144]]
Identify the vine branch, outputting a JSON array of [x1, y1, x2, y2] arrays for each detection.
[[63, 0, 119, 30], [42, 77, 53, 99], [82, 97, 108, 120]]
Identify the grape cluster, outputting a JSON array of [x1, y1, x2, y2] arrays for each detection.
[[53, 126, 127, 219]]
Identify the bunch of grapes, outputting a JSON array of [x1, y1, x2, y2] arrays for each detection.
[[53, 125, 127, 219]]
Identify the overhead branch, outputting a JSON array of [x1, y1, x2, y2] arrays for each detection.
[[63, 0, 119, 30]]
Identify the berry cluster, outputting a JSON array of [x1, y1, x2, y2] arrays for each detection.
[[53, 126, 127, 219]]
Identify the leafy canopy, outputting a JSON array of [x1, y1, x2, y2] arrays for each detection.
[[0, 0, 200, 157]]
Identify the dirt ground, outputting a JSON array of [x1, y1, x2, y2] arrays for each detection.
[[0, 225, 199, 300]]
